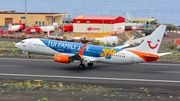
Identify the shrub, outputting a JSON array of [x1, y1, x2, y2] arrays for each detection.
[[166, 25, 176, 30], [41, 98, 48, 101], [90, 40, 100, 45], [168, 43, 177, 50]]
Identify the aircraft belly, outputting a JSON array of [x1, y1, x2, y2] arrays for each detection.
[[97, 57, 129, 64]]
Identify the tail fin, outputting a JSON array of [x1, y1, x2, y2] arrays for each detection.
[[128, 25, 166, 53]]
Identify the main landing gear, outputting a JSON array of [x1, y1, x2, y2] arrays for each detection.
[[78, 62, 94, 69], [79, 63, 85, 69], [27, 53, 31, 59], [87, 62, 93, 67]]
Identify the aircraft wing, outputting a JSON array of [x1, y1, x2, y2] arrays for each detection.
[[114, 36, 134, 49], [66, 54, 98, 63], [83, 56, 98, 62]]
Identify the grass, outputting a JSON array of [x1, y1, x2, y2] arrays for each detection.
[[0, 79, 180, 101]]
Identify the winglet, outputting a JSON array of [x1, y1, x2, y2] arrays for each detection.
[[125, 36, 134, 44], [78, 44, 87, 57], [114, 36, 134, 49]]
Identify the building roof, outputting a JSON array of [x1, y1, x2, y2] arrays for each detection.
[[74, 15, 123, 20], [73, 15, 125, 24], [0, 10, 16, 13]]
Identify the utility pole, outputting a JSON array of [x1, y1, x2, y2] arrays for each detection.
[[25, 0, 27, 26]]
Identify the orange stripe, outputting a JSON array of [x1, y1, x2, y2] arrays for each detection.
[[128, 50, 159, 62]]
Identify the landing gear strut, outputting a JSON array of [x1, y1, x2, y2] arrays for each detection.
[[27, 53, 31, 59]]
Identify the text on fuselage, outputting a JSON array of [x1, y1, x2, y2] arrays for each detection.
[[47, 41, 90, 51]]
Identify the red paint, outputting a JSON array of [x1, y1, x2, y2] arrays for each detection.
[[172, 39, 180, 45], [63, 24, 73, 32], [73, 16, 125, 24], [147, 39, 160, 49], [87, 27, 100, 31], [0, 30, 5, 34]]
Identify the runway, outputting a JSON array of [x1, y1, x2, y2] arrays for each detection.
[[0, 57, 180, 87]]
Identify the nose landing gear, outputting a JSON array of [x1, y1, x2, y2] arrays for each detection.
[[27, 53, 31, 59]]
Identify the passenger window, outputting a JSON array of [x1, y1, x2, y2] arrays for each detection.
[[21, 41, 25, 43]]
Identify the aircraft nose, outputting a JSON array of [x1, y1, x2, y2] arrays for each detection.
[[15, 42, 20, 48]]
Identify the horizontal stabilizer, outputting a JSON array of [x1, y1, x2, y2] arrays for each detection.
[[156, 52, 172, 56]]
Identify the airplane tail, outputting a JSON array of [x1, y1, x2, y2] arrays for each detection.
[[127, 25, 167, 54]]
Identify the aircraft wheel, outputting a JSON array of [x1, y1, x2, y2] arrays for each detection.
[[87, 63, 93, 67], [27, 56, 31, 59], [27, 53, 31, 59], [79, 64, 85, 69]]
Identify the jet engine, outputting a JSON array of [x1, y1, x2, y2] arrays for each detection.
[[54, 54, 73, 63]]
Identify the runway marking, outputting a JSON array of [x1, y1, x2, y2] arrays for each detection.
[[0, 73, 180, 83], [158, 71, 180, 74], [141, 63, 180, 66]]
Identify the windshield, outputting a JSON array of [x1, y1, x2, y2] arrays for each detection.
[[20, 41, 25, 43]]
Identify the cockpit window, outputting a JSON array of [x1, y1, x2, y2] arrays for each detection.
[[21, 41, 25, 43]]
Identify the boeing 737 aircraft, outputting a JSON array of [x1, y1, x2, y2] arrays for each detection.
[[15, 25, 171, 69]]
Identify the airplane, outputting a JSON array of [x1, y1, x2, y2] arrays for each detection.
[[15, 25, 171, 69]]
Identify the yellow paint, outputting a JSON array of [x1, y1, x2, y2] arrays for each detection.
[[100, 48, 117, 59]]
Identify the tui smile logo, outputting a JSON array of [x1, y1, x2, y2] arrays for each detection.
[[147, 39, 160, 49]]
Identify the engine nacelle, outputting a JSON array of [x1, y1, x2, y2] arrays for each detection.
[[54, 54, 72, 64]]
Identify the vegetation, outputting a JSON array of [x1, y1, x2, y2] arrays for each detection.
[[88, 40, 106, 46], [0, 79, 180, 101], [166, 24, 176, 30]]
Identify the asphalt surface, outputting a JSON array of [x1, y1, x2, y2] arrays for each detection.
[[0, 57, 180, 87]]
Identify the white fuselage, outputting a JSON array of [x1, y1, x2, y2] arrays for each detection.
[[15, 38, 146, 64]]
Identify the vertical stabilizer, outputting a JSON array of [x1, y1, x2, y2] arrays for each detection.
[[128, 25, 166, 53]]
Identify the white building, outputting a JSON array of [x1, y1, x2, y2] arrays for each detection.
[[73, 15, 125, 33]]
